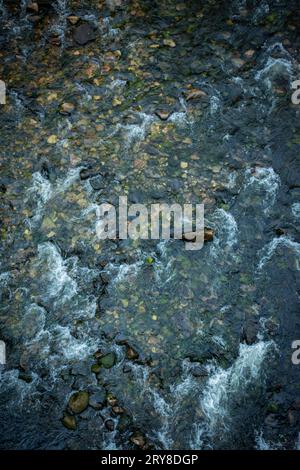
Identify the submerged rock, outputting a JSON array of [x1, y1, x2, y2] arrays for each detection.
[[105, 419, 115, 431], [130, 431, 146, 448], [62, 414, 77, 431], [192, 365, 209, 378], [68, 391, 89, 414], [89, 390, 106, 410], [73, 24, 97, 46], [106, 393, 118, 407], [90, 175, 105, 190], [242, 318, 259, 345], [112, 405, 125, 415], [99, 352, 116, 369]]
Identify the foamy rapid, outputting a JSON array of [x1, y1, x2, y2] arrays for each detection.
[[257, 236, 300, 272]]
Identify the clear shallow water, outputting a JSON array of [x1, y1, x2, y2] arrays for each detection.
[[0, 0, 300, 450]]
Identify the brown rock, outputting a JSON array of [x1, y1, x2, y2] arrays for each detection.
[[49, 35, 61, 47], [60, 102, 75, 114], [182, 228, 213, 243], [130, 431, 146, 448], [126, 345, 139, 360], [155, 110, 172, 121], [204, 228, 214, 242], [67, 15, 80, 25], [244, 49, 256, 58], [27, 2, 39, 13], [185, 89, 207, 101]]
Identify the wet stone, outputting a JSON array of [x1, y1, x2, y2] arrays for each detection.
[[62, 414, 77, 431], [67, 16, 80, 25], [105, 419, 115, 431], [242, 318, 259, 345], [191, 365, 208, 378], [106, 393, 118, 407], [125, 345, 139, 361], [90, 175, 105, 191], [68, 391, 89, 414], [99, 352, 116, 369], [60, 102, 75, 115], [80, 168, 100, 180], [71, 362, 91, 376], [73, 24, 97, 46], [89, 390, 106, 410], [155, 110, 172, 121], [130, 431, 146, 448], [112, 406, 125, 415]]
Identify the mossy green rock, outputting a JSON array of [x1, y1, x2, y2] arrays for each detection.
[[99, 352, 116, 369], [91, 363, 101, 374], [68, 391, 89, 414], [62, 414, 77, 430]]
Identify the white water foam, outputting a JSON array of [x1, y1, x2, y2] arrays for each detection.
[[292, 203, 300, 220], [35, 242, 98, 320], [128, 360, 198, 449], [0, 369, 40, 407], [244, 167, 280, 213], [102, 17, 120, 38], [296, 432, 300, 450], [210, 95, 222, 115], [255, 431, 282, 450], [152, 241, 175, 286], [196, 341, 274, 447], [36, 242, 78, 303], [209, 208, 238, 259], [257, 236, 300, 272], [169, 97, 191, 126], [255, 57, 293, 89], [49, 0, 69, 50], [107, 259, 144, 286], [112, 112, 154, 149], [27, 168, 82, 223], [109, 79, 127, 90]]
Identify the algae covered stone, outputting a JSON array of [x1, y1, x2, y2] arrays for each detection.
[[62, 413, 77, 430], [99, 352, 116, 369], [68, 391, 89, 414]]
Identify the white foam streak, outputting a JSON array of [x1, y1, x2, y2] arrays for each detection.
[[244, 167, 280, 213], [209, 209, 238, 259], [36, 243, 77, 303], [292, 203, 300, 220], [255, 57, 293, 89], [200, 341, 274, 440], [257, 236, 300, 272]]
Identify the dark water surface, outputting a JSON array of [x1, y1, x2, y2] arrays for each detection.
[[0, 0, 300, 450]]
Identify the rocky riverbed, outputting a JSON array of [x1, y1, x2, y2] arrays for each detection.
[[0, 0, 300, 450]]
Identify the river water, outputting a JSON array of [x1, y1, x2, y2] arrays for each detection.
[[0, 0, 300, 450]]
